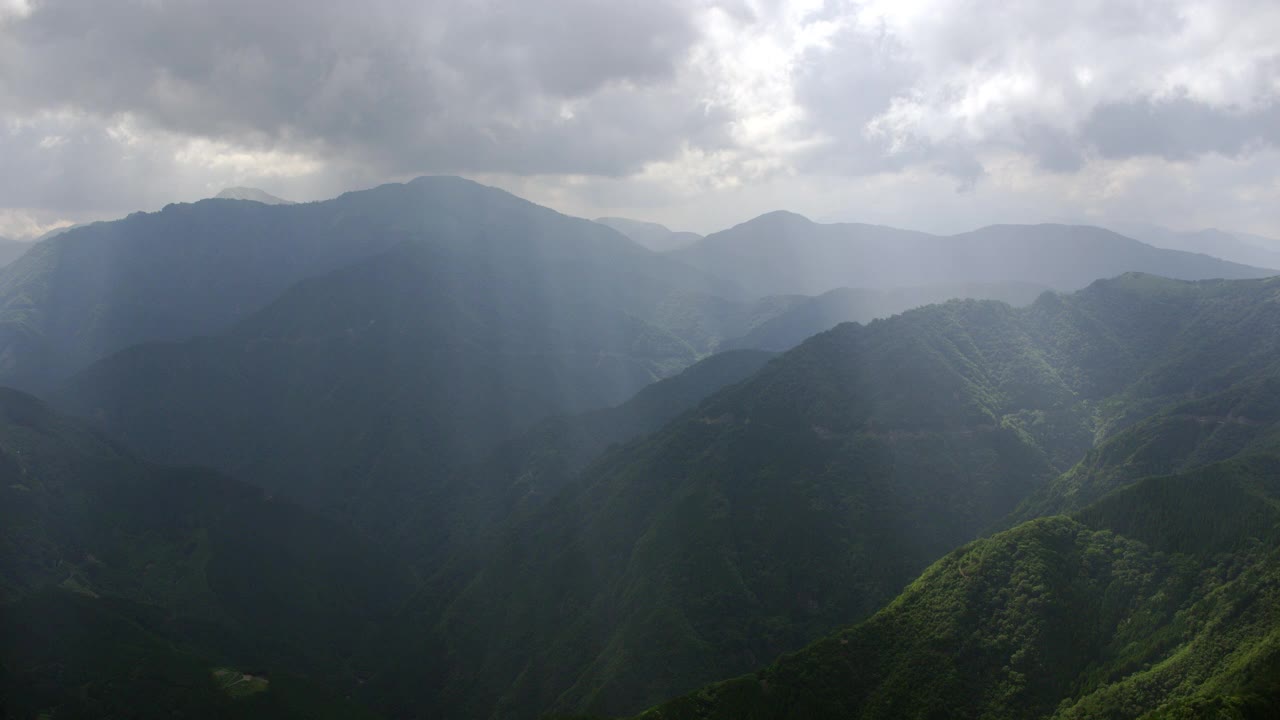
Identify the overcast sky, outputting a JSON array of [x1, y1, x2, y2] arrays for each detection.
[[2, 0, 1278, 238]]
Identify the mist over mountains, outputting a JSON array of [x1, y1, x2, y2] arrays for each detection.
[[213, 187, 296, 205], [1108, 222, 1280, 271], [4, 176, 1280, 719], [0, 236, 34, 268], [595, 216, 702, 252]]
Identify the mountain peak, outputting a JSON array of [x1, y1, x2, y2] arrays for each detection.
[[747, 209, 814, 226], [213, 187, 295, 205], [594, 216, 702, 252]]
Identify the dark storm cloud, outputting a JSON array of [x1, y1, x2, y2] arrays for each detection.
[[0, 0, 722, 179]]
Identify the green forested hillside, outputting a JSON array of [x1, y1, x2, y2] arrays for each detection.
[[15, 273, 1280, 720], [626, 456, 1280, 720], [719, 282, 1049, 351], [0, 388, 404, 717], [373, 275, 1280, 719]]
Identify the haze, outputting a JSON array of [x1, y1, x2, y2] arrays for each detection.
[[2, 0, 1278, 239]]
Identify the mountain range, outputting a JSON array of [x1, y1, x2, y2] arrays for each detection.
[[670, 211, 1272, 296], [1109, 222, 1280, 271], [213, 187, 296, 205], [595, 217, 702, 252], [370, 274, 1280, 719], [5, 176, 1280, 720]]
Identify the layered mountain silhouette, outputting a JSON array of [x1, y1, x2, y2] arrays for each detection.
[[214, 187, 296, 205], [0, 176, 729, 390], [1109, 221, 1280, 271], [373, 275, 1280, 719], [596, 216, 702, 252], [8, 176, 1280, 720], [671, 212, 1274, 295]]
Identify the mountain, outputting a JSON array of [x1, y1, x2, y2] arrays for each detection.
[[596, 217, 702, 253], [214, 186, 296, 204], [467, 348, 779, 512], [0, 388, 404, 718], [0, 236, 32, 268], [0, 176, 729, 390], [721, 282, 1049, 352], [670, 212, 1274, 296], [1108, 222, 1280, 271], [1234, 230, 1280, 252], [56, 234, 714, 543], [32, 222, 89, 242], [375, 274, 1280, 719], [626, 455, 1280, 720]]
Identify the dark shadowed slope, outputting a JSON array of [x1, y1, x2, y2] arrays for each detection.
[[55, 234, 706, 541], [671, 212, 1273, 296], [0, 389, 405, 718], [0, 176, 729, 390]]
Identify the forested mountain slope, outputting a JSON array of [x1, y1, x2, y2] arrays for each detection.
[[628, 455, 1280, 720], [720, 282, 1048, 352], [0, 389, 403, 718], [376, 274, 1280, 720], [0, 176, 728, 390], [55, 236, 708, 541]]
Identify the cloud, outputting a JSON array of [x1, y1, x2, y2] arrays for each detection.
[[0, 0, 723, 180], [788, 0, 1280, 179], [1, 0, 1278, 238]]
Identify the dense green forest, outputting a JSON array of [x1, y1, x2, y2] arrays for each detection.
[[373, 274, 1280, 719], [0, 388, 405, 717], [624, 457, 1280, 720], [4, 180, 1280, 720]]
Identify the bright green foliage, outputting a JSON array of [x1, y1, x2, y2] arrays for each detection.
[[381, 274, 1280, 719], [14, 272, 1280, 720], [626, 457, 1280, 720]]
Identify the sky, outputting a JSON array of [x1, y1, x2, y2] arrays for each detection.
[[1, 0, 1278, 239]]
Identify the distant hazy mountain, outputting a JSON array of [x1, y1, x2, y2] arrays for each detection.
[[0, 176, 728, 390], [1234, 229, 1280, 252], [58, 236, 705, 531], [55, 180, 753, 554], [214, 186, 296, 204], [595, 216, 702, 252], [721, 282, 1050, 352], [670, 211, 1273, 296], [1108, 221, 1280, 270], [0, 236, 32, 268], [32, 222, 88, 242]]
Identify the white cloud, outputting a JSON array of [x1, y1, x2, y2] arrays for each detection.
[[0, 0, 1278, 238]]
